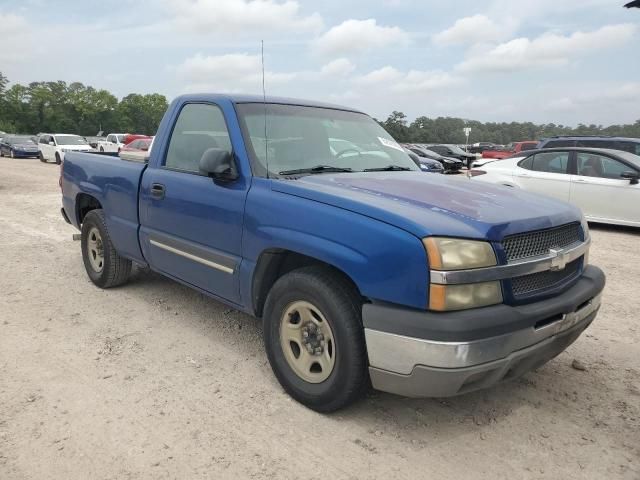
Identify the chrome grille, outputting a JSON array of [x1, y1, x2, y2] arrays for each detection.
[[503, 223, 582, 262], [512, 259, 581, 297]]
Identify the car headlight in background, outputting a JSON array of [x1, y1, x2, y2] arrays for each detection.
[[423, 237, 502, 311]]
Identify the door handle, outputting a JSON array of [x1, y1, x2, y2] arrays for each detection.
[[574, 178, 587, 183], [150, 183, 165, 199]]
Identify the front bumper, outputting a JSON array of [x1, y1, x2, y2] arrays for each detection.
[[364, 265, 605, 397]]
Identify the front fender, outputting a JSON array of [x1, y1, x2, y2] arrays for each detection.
[[242, 180, 429, 310]]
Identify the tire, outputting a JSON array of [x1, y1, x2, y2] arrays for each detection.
[[81, 209, 132, 288], [99, 147, 104, 152], [0, 149, 3, 157], [55, 152, 61, 165], [39, 152, 45, 163], [10, 149, 15, 159], [263, 266, 368, 412]]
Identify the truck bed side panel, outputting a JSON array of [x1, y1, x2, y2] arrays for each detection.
[[62, 152, 147, 264]]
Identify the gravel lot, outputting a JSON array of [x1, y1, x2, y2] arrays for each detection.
[[0, 157, 638, 479]]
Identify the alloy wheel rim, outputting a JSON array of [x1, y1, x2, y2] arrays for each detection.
[[87, 227, 105, 273], [279, 300, 336, 383]]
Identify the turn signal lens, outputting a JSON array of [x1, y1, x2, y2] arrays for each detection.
[[430, 282, 502, 311]]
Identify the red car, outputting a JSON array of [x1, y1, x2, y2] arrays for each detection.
[[119, 137, 153, 162], [482, 141, 538, 159], [123, 134, 151, 146]]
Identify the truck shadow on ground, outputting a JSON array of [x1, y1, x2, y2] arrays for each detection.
[[118, 266, 636, 448]]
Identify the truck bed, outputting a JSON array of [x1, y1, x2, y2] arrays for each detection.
[[61, 151, 148, 264]]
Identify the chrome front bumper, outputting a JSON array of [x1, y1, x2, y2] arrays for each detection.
[[365, 278, 603, 398]]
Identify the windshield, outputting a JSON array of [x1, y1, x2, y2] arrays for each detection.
[[612, 150, 640, 169], [236, 103, 418, 176], [7, 136, 35, 145], [116, 135, 125, 143], [55, 135, 89, 146], [445, 145, 467, 155]]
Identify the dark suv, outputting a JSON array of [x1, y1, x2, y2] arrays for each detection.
[[538, 136, 640, 156]]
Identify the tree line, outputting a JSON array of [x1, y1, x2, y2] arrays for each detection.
[[2, 71, 639, 143], [0, 72, 168, 136], [379, 111, 640, 145]]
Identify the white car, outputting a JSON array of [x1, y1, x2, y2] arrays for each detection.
[[470, 147, 640, 227], [38, 134, 92, 164], [97, 133, 127, 153]]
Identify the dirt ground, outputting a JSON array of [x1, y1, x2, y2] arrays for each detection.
[[0, 157, 638, 480]]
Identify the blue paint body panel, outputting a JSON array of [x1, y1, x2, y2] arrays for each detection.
[[62, 93, 584, 314]]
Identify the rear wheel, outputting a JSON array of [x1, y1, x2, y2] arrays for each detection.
[[55, 152, 61, 165], [263, 266, 368, 412], [81, 209, 132, 288]]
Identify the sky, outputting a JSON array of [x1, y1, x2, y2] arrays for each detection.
[[1, 0, 639, 126]]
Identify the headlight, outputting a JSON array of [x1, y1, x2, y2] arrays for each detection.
[[580, 215, 590, 265], [424, 237, 502, 311], [423, 237, 497, 270], [430, 282, 502, 311]]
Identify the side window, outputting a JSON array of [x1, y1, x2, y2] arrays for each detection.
[[518, 155, 534, 170], [531, 152, 569, 174], [520, 142, 537, 151], [544, 140, 574, 148], [577, 153, 632, 179], [165, 103, 232, 173], [39, 136, 48, 144], [106, 135, 113, 142]]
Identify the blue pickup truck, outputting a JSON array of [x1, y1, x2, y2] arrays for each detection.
[[61, 94, 605, 412]]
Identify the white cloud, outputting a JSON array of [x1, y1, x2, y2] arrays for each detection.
[[170, 0, 323, 34], [355, 66, 461, 93], [433, 14, 513, 46], [176, 53, 296, 92], [314, 19, 410, 56], [457, 23, 637, 73], [0, 14, 34, 62], [320, 58, 355, 76]]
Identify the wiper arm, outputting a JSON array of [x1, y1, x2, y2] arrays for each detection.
[[279, 165, 353, 175], [363, 165, 412, 172]]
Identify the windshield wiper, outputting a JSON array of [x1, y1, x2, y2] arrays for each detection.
[[363, 165, 412, 172], [279, 165, 353, 175]]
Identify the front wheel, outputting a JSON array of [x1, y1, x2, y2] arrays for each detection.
[[10, 149, 15, 159], [99, 147, 104, 152], [81, 209, 132, 288], [55, 152, 61, 165], [263, 266, 368, 412], [39, 152, 45, 162]]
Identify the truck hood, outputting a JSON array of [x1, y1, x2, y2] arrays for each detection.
[[271, 172, 581, 241]]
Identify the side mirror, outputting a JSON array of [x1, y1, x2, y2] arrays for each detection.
[[621, 171, 640, 185], [49, 141, 55, 146], [199, 149, 238, 183]]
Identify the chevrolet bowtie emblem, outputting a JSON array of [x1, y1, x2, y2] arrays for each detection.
[[549, 248, 568, 271]]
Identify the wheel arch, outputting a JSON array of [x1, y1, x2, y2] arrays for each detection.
[[251, 248, 364, 318], [75, 193, 103, 226]]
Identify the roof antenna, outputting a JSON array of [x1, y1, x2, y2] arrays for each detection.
[[261, 40, 269, 179]]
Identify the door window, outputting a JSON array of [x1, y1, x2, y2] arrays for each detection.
[[165, 103, 232, 173], [615, 141, 640, 156], [530, 152, 569, 174], [576, 153, 633, 179]]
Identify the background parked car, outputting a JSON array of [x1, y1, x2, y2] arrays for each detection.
[[467, 142, 498, 154], [38, 134, 92, 164], [119, 137, 153, 162], [537, 136, 640, 156], [403, 148, 444, 173], [469, 147, 640, 227], [85, 136, 106, 149], [0, 135, 40, 158], [123, 134, 151, 146], [422, 144, 476, 168], [481, 141, 538, 160], [97, 133, 128, 153], [403, 144, 462, 173]]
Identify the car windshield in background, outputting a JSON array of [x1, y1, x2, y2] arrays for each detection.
[[55, 135, 88, 146], [237, 103, 418, 177], [7, 136, 35, 144], [446, 145, 467, 155]]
